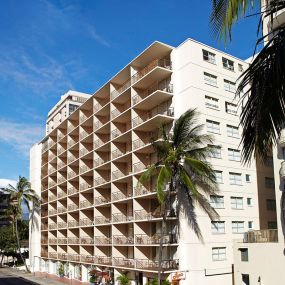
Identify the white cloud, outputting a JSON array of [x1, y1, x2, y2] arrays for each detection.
[[0, 119, 44, 156], [0, 179, 17, 188], [86, 24, 111, 47]]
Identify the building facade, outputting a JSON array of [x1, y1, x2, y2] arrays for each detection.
[[30, 38, 273, 285]]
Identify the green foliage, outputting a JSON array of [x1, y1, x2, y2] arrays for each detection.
[[116, 274, 129, 285], [0, 225, 16, 253], [58, 263, 64, 276], [146, 279, 170, 285], [89, 275, 96, 283]]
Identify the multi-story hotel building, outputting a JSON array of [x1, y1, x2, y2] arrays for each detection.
[[30, 38, 276, 285]]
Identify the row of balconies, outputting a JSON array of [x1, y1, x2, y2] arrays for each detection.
[[43, 252, 178, 271]]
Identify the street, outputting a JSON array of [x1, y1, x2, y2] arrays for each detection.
[[0, 269, 35, 285]]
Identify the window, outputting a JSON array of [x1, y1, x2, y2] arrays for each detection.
[[224, 79, 236, 92], [204, 72, 217, 87], [210, 195, 224, 208], [229, 172, 242, 185], [69, 104, 78, 114], [203, 50, 216, 64], [266, 199, 276, 211], [232, 221, 245, 233], [222, 57, 234, 71], [212, 247, 226, 261], [248, 221, 253, 229], [211, 221, 225, 234], [242, 274, 250, 285], [268, 221, 277, 229], [239, 248, 249, 262], [247, 198, 253, 207], [238, 63, 244, 72], [209, 145, 222, 159], [227, 125, 239, 138], [231, 197, 243, 209], [206, 120, 220, 134], [225, 102, 238, 115], [228, 149, 241, 161], [205, 95, 219, 109], [214, 171, 223, 183], [245, 174, 251, 183], [265, 177, 275, 189]]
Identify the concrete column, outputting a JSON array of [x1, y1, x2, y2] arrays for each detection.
[[69, 263, 75, 280], [142, 275, 148, 285], [82, 265, 89, 282]]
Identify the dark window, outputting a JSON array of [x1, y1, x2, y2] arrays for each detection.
[[242, 274, 250, 285], [240, 248, 249, 261]]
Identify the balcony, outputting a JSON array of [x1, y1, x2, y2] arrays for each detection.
[[69, 254, 80, 262], [111, 78, 132, 100], [49, 252, 58, 259], [58, 176, 67, 184], [94, 196, 110, 205], [48, 238, 57, 244], [67, 140, 76, 148], [112, 169, 127, 180], [80, 218, 94, 227], [48, 194, 57, 202], [94, 176, 109, 186], [95, 216, 110, 225], [68, 186, 79, 195], [58, 222, 67, 229], [132, 58, 172, 89], [58, 191, 67, 199], [80, 236, 94, 244], [113, 235, 134, 245], [80, 182, 92, 191], [113, 257, 135, 268], [57, 206, 67, 214], [80, 148, 89, 157], [68, 220, 79, 228], [95, 256, 112, 265], [135, 209, 163, 221], [135, 234, 177, 245], [42, 141, 48, 153], [244, 229, 278, 243], [134, 185, 155, 196], [94, 236, 112, 245], [112, 149, 126, 159], [48, 181, 57, 188], [136, 259, 179, 270], [67, 154, 77, 164], [80, 130, 90, 140], [80, 165, 91, 174], [94, 138, 106, 149], [280, 161, 285, 178], [67, 170, 77, 179], [112, 213, 133, 223], [58, 161, 66, 169], [111, 190, 132, 202], [68, 204, 78, 211], [49, 223, 57, 230], [132, 106, 174, 129], [58, 146, 65, 155], [41, 251, 48, 258], [58, 253, 68, 260], [81, 255, 94, 263], [68, 237, 80, 244], [80, 199, 93, 209], [133, 162, 146, 173], [94, 157, 106, 167], [58, 238, 67, 245]]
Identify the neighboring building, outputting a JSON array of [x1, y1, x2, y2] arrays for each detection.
[[30, 38, 273, 285], [0, 188, 10, 227], [46, 90, 90, 135]]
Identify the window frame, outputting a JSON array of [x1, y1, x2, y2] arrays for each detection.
[[231, 196, 243, 210], [206, 119, 220, 134], [204, 72, 218, 87], [210, 195, 224, 209], [212, 247, 226, 261], [203, 49, 216, 64], [229, 172, 242, 185], [228, 148, 241, 162], [232, 221, 245, 234], [222, 57, 235, 71], [226, 124, 239, 138]]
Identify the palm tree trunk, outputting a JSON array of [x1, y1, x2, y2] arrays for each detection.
[[158, 215, 167, 285], [15, 219, 29, 272]]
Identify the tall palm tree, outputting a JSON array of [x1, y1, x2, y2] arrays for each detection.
[[210, 0, 285, 163], [5, 176, 40, 272], [139, 109, 219, 285]]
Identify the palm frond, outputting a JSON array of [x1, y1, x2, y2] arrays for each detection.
[[156, 166, 172, 203], [138, 164, 158, 186], [237, 27, 285, 163]]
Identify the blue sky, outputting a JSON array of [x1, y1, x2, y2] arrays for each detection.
[[0, 0, 260, 185]]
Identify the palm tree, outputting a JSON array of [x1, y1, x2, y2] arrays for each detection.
[[210, 0, 285, 163], [5, 176, 40, 272], [139, 109, 219, 285]]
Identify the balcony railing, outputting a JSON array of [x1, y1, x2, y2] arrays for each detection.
[[94, 177, 109, 186], [80, 148, 89, 156], [67, 140, 76, 148], [112, 169, 126, 180], [68, 237, 80, 244], [94, 196, 110, 205], [58, 132, 65, 141], [80, 199, 93, 209], [80, 236, 94, 244], [134, 209, 164, 221], [58, 161, 66, 169], [80, 130, 90, 140], [58, 238, 67, 245], [112, 149, 128, 159], [69, 254, 80, 262], [68, 124, 76, 133], [41, 251, 48, 258], [80, 165, 91, 174], [80, 113, 88, 123], [58, 253, 68, 260], [244, 229, 278, 243], [132, 106, 174, 128], [42, 141, 48, 153], [94, 138, 105, 149], [58, 176, 66, 184], [49, 223, 57, 230], [57, 191, 67, 199], [111, 128, 124, 139], [134, 185, 155, 196], [67, 170, 77, 179], [68, 220, 79, 228], [48, 194, 57, 202], [111, 108, 121, 119], [112, 213, 133, 223], [136, 259, 179, 270], [132, 58, 172, 85], [80, 182, 92, 191], [81, 255, 94, 263], [111, 190, 132, 201], [135, 234, 177, 245], [133, 162, 146, 173], [67, 186, 79, 195], [95, 216, 110, 225], [49, 252, 58, 259], [48, 238, 57, 244], [95, 256, 112, 265], [57, 206, 67, 214], [80, 218, 94, 227], [113, 235, 134, 245], [94, 157, 105, 167], [58, 222, 67, 229], [57, 146, 65, 155], [113, 257, 135, 268], [67, 154, 77, 163], [132, 81, 173, 105], [48, 167, 56, 175], [48, 181, 57, 188], [94, 236, 112, 244], [68, 204, 78, 211]]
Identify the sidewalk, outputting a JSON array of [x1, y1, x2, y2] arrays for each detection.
[[0, 267, 88, 285]]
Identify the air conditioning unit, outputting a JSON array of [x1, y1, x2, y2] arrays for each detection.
[[167, 109, 174, 116]]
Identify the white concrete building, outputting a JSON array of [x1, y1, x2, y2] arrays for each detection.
[[30, 38, 274, 285]]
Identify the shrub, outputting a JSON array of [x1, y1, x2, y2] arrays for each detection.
[[116, 274, 129, 285]]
